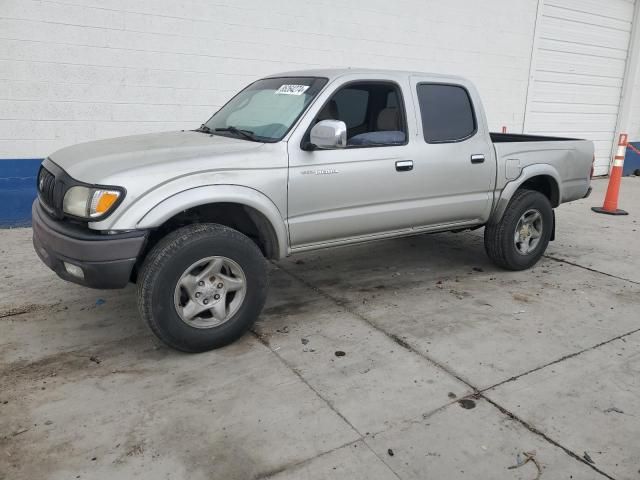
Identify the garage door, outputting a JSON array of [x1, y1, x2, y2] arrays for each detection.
[[524, 0, 636, 176]]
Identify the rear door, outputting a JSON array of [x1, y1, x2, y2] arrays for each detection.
[[408, 77, 496, 227]]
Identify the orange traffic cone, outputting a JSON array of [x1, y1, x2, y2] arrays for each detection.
[[592, 133, 629, 216]]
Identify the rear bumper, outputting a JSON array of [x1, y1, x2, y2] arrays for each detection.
[[32, 200, 147, 289]]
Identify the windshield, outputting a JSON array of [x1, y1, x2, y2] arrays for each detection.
[[203, 77, 328, 142]]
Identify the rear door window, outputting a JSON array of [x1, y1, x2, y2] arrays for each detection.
[[416, 84, 476, 143]]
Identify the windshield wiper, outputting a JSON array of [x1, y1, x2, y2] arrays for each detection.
[[215, 126, 259, 142], [194, 124, 213, 134]]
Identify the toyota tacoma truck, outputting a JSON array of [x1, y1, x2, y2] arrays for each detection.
[[32, 68, 594, 352]]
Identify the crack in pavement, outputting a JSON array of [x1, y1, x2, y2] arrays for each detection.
[[253, 438, 362, 480], [274, 263, 480, 393], [363, 439, 404, 480], [482, 326, 640, 392], [251, 329, 363, 439], [251, 329, 403, 480], [481, 395, 616, 480], [465, 229, 639, 286], [543, 254, 640, 286], [274, 262, 619, 480]]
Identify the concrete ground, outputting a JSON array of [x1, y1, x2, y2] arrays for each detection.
[[1, 177, 639, 480]]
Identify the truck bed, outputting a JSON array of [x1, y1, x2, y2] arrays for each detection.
[[490, 132, 580, 143], [491, 134, 594, 208]]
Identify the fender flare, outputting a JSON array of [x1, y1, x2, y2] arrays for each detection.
[[133, 185, 288, 258], [490, 164, 562, 224]]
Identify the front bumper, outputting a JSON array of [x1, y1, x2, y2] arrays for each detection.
[[32, 200, 147, 289]]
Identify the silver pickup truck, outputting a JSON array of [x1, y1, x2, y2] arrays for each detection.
[[32, 68, 594, 352]]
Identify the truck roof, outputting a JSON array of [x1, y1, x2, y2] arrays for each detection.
[[265, 68, 468, 83]]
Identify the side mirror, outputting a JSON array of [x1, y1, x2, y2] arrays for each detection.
[[309, 120, 347, 149]]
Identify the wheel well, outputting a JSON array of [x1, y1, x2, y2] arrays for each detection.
[[520, 175, 560, 207], [131, 203, 279, 282]]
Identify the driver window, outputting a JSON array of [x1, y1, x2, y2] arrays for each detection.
[[314, 82, 407, 147]]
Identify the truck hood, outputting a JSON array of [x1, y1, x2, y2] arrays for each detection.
[[49, 130, 264, 184]]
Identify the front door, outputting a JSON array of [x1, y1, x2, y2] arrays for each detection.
[[287, 79, 422, 248]]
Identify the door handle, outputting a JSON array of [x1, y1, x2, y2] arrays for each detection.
[[471, 154, 485, 164], [395, 160, 413, 172]]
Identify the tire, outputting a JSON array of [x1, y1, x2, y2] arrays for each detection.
[[484, 189, 553, 271], [137, 223, 268, 352]]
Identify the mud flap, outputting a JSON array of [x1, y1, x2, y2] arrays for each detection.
[[550, 209, 556, 241]]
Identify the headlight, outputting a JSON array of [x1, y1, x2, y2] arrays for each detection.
[[62, 186, 91, 217], [63, 186, 122, 219]]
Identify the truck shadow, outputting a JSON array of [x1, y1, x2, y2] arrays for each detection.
[[258, 230, 509, 337], [276, 230, 495, 288]]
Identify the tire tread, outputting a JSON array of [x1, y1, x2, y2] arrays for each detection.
[[137, 223, 267, 352], [484, 189, 551, 271]]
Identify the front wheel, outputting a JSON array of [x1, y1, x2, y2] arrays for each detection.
[[137, 224, 268, 352], [484, 189, 553, 271]]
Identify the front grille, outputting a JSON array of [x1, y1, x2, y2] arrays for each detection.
[[38, 167, 56, 209], [37, 165, 66, 217]]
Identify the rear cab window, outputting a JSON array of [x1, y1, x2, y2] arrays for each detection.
[[416, 83, 477, 143]]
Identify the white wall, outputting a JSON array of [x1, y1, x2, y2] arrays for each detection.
[[0, 0, 539, 158]]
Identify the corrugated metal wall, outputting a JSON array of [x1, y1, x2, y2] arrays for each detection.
[[524, 0, 636, 176]]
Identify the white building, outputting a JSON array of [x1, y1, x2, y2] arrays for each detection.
[[1, 0, 639, 176]]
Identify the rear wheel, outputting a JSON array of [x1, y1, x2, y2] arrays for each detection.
[[484, 189, 553, 270], [137, 223, 268, 352]]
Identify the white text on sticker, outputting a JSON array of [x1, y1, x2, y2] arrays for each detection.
[[275, 85, 310, 95]]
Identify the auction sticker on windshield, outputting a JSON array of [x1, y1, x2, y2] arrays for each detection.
[[275, 85, 310, 95]]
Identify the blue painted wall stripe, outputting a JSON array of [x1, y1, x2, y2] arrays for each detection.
[[0, 159, 43, 228], [623, 142, 640, 176]]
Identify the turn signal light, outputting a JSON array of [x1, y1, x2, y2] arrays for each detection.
[[91, 190, 120, 216]]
